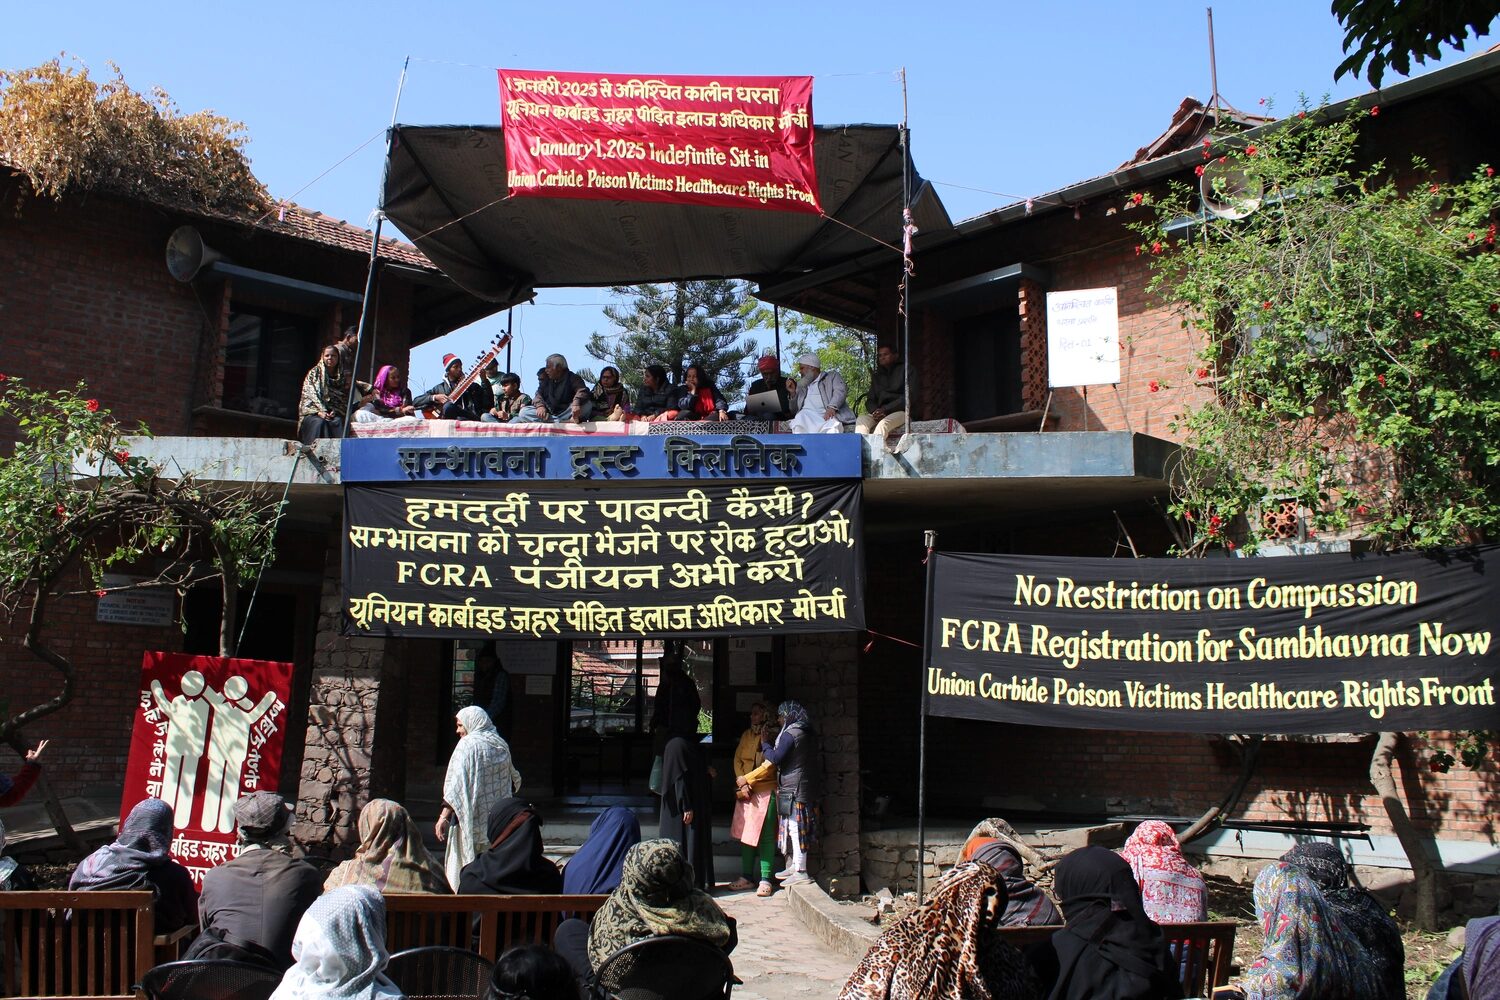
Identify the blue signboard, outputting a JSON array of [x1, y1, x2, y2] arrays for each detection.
[[340, 434, 863, 483]]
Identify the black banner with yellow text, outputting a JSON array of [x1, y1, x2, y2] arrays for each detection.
[[344, 481, 862, 638], [927, 548, 1499, 733]]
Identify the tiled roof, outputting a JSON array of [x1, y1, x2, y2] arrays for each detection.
[[0, 160, 436, 271], [195, 200, 436, 270]]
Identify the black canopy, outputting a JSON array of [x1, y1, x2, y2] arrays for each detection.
[[382, 124, 950, 304]]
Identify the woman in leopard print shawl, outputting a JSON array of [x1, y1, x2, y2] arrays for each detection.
[[839, 860, 1041, 1000]]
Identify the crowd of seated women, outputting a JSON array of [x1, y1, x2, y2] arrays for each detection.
[[2, 781, 729, 1000], [838, 816, 1432, 1000]]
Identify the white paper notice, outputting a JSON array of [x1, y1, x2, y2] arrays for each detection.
[[1046, 287, 1121, 388]]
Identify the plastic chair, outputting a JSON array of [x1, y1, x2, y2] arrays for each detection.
[[590, 935, 735, 1000], [138, 959, 283, 1000], [386, 944, 496, 999]]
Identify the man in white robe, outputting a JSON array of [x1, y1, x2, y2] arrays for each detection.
[[788, 353, 855, 434]]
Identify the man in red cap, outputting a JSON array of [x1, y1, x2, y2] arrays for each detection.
[[744, 354, 791, 420], [413, 353, 483, 420]]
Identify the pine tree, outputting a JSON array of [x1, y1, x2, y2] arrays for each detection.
[[586, 281, 758, 399]]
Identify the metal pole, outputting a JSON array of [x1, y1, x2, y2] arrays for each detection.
[[895, 68, 915, 455], [916, 528, 937, 900], [1207, 8, 1221, 127], [342, 56, 410, 437], [505, 308, 514, 372], [773, 304, 781, 368]]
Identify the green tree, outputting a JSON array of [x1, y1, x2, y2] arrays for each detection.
[[1131, 103, 1500, 928], [1332, 0, 1500, 87], [586, 281, 758, 400], [742, 303, 878, 408], [0, 378, 280, 848]]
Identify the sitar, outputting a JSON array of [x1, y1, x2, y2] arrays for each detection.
[[421, 333, 513, 419]]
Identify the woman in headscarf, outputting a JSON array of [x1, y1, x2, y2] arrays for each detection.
[[562, 806, 640, 897], [961, 821, 1060, 927], [1044, 846, 1182, 1000], [438, 705, 522, 892], [0, 818, 36, 891], [325, 799, 450, 894], [270, 885, 403, 1000], [298, 344, 371, 444], [1232, 861, 1381, 1000], [1279, 844, 1403, 1000], [761, 700, 820, 886], [658, 735, 715, 890], [731, 702, 778, 896], [839, 859, 1040, 1000], [1463, 915, 1500, 1000], [1118, 821, 1207, 925], [354, 365, 417, 424], [458, 797, 562, 896], [70, 797, 198, 931], [671, 364, 727, 422], [590, 365, 630, 421], [564, 839, 732, 979]]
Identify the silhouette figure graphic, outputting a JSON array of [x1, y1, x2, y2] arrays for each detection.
[[200, 675, 278, 833], [150, 671, 211, 829]]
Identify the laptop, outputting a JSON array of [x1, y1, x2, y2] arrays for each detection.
[[742, 389, 785, 420]]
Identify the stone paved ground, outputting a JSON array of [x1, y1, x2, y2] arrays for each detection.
[[718, 883, 861, 1000]]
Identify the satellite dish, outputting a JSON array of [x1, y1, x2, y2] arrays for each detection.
[[1199, 160, 1264, 220], [165, 226, 225, 282]]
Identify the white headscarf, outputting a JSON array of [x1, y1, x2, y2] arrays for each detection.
[[270, 885, 403, 1000], [443, 705, 521, 890], [796, 353, 821, 369]]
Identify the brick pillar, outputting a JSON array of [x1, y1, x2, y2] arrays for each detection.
[[292, 524, 406, 855], [1018, 277, 1048, 411], [785, 632, 861, 892]]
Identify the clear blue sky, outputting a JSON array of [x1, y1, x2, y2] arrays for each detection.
[[5, 1, 1491, 386]]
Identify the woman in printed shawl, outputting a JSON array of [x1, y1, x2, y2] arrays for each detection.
[[658, 735, 715, 890], [1427, 914, 1500, 1000], [582, 839, 733, 972], [0, 818, 36, 891], [458, 797, 562, 896], [354, 365, 417, 424], [438, 705, 522, 891], [1118, 821, 1207, 925], [298, 345, 371, 444], [562, 806, 640, 896], [1234, 861, 1382, 1000], [324, 799, 449, 894], [270, 885, 403, 1000], [1043, 846, 1182, 1000], [761, 700, 820, 885], [838, 859, 1040, 1000], [1280, 843, 1403, 1000], [960, 823, 1061, 927], [70, 797, 198, 931], [590, 365, 630, 421]]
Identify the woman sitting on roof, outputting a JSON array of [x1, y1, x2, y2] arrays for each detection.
[[298, 344, 371, 443], [671, 365, 727, 422], [591, 365, 630, 422], [353, 365, 418, 426]]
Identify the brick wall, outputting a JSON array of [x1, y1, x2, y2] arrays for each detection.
[[785, 631, 862, 886]]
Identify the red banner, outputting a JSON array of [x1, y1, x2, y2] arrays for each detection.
[[119, 651, 295, 887], [499, 69, 820, 214]]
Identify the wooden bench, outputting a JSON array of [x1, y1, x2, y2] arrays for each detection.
[[997, 919, 1237, 996], [0, 890, 193, 999], [382, 894, 608, 962]]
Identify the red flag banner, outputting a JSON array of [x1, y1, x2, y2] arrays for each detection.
[[499, 69, 821, 213], [119, 651, 295, 887]]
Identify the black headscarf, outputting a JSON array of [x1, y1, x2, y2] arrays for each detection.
[[1047, 846, 1182, 1000], [1281, 842, 1404, 1000], [458, 797, 562, 896]]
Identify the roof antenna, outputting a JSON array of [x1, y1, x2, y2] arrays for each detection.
[[1206, 7, 1223, 128]]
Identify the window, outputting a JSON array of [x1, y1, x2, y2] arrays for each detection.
[[223, 306, 321, 419], [568, 639, 713, 738]]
